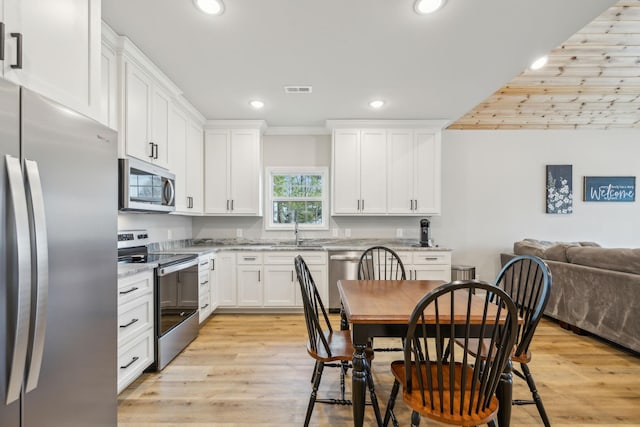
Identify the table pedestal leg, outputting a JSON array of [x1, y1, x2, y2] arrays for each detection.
[[352, 343, 366, 427], [496, 359, 513, 427]]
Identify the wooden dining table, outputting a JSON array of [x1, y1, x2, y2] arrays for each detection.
[[338, 279, 515, 427]]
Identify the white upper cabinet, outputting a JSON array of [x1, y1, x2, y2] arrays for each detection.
[[332, 129, 387, 215], [203, 121, 264, 216], [387, 129, 442, 215], [123, 59, 171, 169], [100, 23, 118, 129], [1, 0, 100, 119], [329, 120, 445, 216], [169, 101, 204, 214], [186, 119, 204, 213]]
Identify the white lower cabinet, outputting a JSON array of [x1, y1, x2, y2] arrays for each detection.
[[397, 251, 452, 281], [117, 270, 154, 394], [236, 253, 264, 306], [217, 252, 237, 307], [218, 250, 327, 310], [198, 255, 212, 323], [209, 253, 219, 312]]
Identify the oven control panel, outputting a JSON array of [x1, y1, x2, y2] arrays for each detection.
[[117, 229, 151, 248]]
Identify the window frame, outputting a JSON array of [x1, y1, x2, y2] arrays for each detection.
[[264, 166, 329, 231]]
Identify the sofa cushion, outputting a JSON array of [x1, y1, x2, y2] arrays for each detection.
[[565, 247, 640, 275], [513, 240, 548, 258], [543, 243, 579, 262]]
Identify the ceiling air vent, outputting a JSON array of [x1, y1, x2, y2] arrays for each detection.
[[284, 85, 312, 94]]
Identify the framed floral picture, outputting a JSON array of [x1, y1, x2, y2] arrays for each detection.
[[546, 164, 573, 214]]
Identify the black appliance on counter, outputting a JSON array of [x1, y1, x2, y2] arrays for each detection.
[[118, 230, 199, 371], [420, 218, 433, 247]]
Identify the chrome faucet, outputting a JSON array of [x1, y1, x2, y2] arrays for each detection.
[[294, 216, 300, 246]]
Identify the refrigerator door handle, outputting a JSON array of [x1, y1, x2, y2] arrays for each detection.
[[24, 159, 50, 393], [4, 154, 32, 405]]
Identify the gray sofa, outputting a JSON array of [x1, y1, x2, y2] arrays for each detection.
[[502, 239, 640, 354]]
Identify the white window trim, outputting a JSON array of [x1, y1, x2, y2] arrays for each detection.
[[264, 167, 329, 231]]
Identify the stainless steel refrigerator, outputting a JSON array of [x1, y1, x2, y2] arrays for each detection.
[[1, 79, 117, 426]]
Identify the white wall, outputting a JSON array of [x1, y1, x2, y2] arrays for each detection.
[[438, 129, 640, 280], [118, 213, 192, 243]]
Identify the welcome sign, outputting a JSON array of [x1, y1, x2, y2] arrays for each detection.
[[583, 176, 636, 202]]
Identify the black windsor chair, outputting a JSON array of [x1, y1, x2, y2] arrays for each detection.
[[383, 280, 519, 427], [294, 255, 383, 427]]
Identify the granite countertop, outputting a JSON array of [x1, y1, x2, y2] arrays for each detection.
[[149, 238, 451, 254], [117, 262, 158, 279]]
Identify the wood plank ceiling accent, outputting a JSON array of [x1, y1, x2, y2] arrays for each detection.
[[449, 0, 640, 130]]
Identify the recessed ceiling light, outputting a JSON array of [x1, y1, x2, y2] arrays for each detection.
[[530, 55, 548, 70], [369, 100, 385, 109], [193, 0, 224, 15], [414, 0, 446, 15], [249, 100, 265, 109]]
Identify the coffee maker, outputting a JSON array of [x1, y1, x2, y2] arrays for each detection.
[[419, 218, 433, 247]]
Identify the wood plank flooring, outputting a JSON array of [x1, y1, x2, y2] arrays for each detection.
[[118, 314, 640, 426]]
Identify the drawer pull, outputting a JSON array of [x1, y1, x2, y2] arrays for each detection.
[[119, 286, 139, 295], [424, 257, 439, 261], [201, 303, 209, 310], [120, 356, 139, 369], [200, 261, 208, 266], [244, 257, 256, 261], [119, 318, 139, 328], [200, 280, 209, 285]]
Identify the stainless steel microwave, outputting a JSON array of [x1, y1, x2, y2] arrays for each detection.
[[118, 157, 176, 213]]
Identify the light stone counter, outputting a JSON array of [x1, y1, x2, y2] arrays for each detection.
[[117, 262, 158, 279]]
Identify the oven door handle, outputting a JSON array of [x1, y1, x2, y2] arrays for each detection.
[[158, 258, 199, 276]]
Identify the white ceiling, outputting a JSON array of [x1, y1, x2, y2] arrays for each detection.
[[102, 0, 618, 128]]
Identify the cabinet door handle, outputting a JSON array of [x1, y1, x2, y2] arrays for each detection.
[[231, 199, 234, 211], [154, 143, 159, 159], [211, 259, 215, 271], [119, 286, 139, 295], [357, 199, 360, 211], [119, 318, 139, 329], [414, 199, 418, 211], [258, 270, 261, 282], [200, 303, 209, 310], [10, 32, 22, 69], [148, 142, 155, 159], [120, 356, 139, 369], [361, 199, 364, 211], [226, 199, 229, 210], [0, 23, 5, 61], [291, 271, 294, 282]]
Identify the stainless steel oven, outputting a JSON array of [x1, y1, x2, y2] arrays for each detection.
[[118, 230, 199, 371], [154, 256, 199, 370], [119, 157, 176, 213]]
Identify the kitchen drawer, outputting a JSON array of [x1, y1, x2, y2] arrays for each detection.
[[198, 257, 210, 270], [118, 293, 154, 344], [118, 271, 153, 305], [412, 252, 451, 265], [117, 328, 154, 394], [199, 293, 211, 323], [236, 252, 263, 265], [264, 251, 326, 265]]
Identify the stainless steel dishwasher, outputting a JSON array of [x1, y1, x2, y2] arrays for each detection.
[[328, 251, 363, 312]]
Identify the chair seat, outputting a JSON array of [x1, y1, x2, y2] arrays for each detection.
[[308, 329, 374, 362], [390, 360, 499, 427], [453, 338, 532, 364]]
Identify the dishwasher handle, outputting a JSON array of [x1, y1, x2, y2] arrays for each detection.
[[329, 255, 361, 262]]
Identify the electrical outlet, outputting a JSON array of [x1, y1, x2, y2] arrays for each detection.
[[344, 228, 351, 237], [396, 228, 403, 238], [332, 228, 339, 237], [167, 229, 173, 240], [236, 228, 243, 238]]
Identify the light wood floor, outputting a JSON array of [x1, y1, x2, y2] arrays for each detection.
[[118, 314, 640, 426]]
